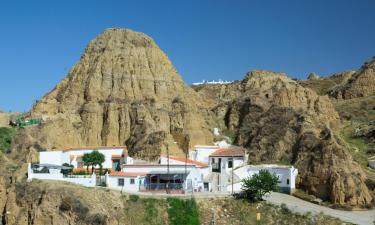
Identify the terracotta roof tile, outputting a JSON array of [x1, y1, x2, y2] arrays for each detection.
[[168, 155, 209, 168], [210, 147, 246, 157]]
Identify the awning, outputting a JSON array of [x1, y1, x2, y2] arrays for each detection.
[[146, 171, 189, 175]]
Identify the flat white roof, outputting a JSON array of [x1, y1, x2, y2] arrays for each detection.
[[243, 164, 295, 169], [194, 145, 220, 149]]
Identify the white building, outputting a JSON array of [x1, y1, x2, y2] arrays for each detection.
[[106, 163, 207, 192], [27, 163, 97, 187], [189, 145, 220, 164], [106, 171, 146, 192], [231, 165, 298, 194], [209, 147, 247, 173], [39, 146, 133, 171]]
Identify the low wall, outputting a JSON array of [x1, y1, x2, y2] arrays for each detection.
[[27, 163, 96, 187], [63, 176, 96, 187]]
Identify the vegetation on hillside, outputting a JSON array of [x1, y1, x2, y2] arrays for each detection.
[[0, 127, 16, 153], [241, 170, 280, 201], [167, 198, 200, 225]]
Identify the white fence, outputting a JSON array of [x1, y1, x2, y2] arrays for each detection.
[[27, 163, 96, 187]]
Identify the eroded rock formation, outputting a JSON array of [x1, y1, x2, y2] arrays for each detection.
[[329, 57, 375, 99], [29, 28, 213, 159], [197, 70, 373, 206]]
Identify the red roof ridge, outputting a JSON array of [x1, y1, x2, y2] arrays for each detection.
[[165, 155, 209, 168], [210, 147, 246, 157]]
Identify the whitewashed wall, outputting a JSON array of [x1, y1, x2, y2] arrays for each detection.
[[190, 146, 219, 164], [230, 165, 298, 193], [209, 156, 245, 173], [122, 165, 205, 191], [106, 175, 144, 192], [39, 148, 127, 169], [40, 151, 63, 165]]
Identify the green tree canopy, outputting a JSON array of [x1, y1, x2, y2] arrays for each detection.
[[82, 150, 105, 173], [241, 169, 280, 201]]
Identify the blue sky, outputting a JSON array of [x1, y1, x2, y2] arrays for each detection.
[[0, 0, 375, 112]]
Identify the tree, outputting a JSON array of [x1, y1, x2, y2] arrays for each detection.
[[82, 153, 92, 173], [82, 150, 105, 174], [61, 163, 74, 176], [241, 169, 279, 201]]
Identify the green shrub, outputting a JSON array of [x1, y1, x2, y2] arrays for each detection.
[[129, 195, 139, 202], [167, 198, 200, 225], [0, 127, 16, 153], [241, 169, 279, 201]]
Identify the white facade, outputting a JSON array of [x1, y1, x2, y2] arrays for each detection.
[[209, 156, 245, 173], [159, 156, 210, 183], [189, 146, 220, 164], [106, 173, 145, 192], [231, 165, 298, 193], [39, 147, 132, 170], [122, 164, 205, 191]]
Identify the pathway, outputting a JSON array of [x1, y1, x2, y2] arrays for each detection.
[[265, 192, 375, 225]]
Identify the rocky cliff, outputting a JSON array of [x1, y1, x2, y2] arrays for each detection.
[[329, 57, 375, 99], [28, 28, 213, 159], [196, 70, 373, 206]]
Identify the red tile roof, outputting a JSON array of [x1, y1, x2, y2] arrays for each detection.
[[168, 155, 209, 168], [210, 148, 246, 157], [109, 171, 147, 177], [62, 146, 127, 152]]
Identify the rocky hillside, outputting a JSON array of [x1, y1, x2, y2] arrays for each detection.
[[298, 71, 355, 96], [329, 57, 375, 99], [0, 112, 20, 128], [27, 28, 213, 159], [195, 70, 373, 206], [0, 28, 373, 211], [0, 180, 343, 225]]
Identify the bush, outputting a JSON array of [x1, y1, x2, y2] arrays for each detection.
[[129, 195, 139, 202], [280, 203, 291, 214], [241, 169, 279, 201], [167, 198, 200, 225], [0, 127, 16, 153], [61, 163, 74, 175]]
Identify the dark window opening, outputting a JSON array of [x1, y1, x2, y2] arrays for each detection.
[[228, 159, 233, 168], [130, 178, 135, 184], [118, 178, 124, 186], [286, 179, 290, 185]]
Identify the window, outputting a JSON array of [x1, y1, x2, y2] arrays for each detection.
[[286, 179, 290, 185], [118, 178, 124, 186], [228, 159, 233, 168], [130, 178, 135, 184], [211, 158, 215, 165]]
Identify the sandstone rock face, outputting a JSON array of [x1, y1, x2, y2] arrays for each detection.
[[197, 70, 372, 206], [307, 72, 319, 80], [330, 57, 375, 99], [30, 28, 213, 159], [298, 71, 355, 96], [0, 112, 20, 127], [0, 181, 131, 225]]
